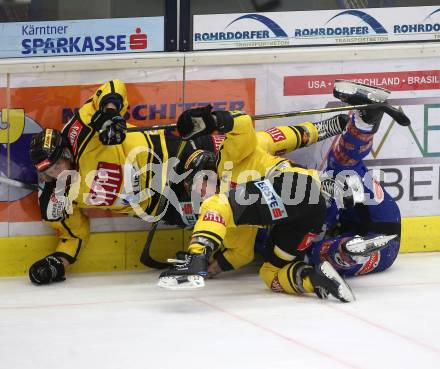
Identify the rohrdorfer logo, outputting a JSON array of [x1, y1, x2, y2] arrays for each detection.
[[194, 13, 289, 48], [294, 9, 389, 44]]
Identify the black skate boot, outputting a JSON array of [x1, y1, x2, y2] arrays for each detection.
[[333, 80, 410, 132], [301, 261, 356, 303], [158, 253, 208, 290], [175, 250, 190, 260], [342, 234, 397, 257], [314, 114, 349, 141]]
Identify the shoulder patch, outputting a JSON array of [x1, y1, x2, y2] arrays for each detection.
[[62, 117, 92, 158], [265, 127, 286, 143]]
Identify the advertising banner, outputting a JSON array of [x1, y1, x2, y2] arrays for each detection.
[[0, 73, 255, 236], [265, 60, 440, 217], [0, 16, 164, 58], [193, 6, 440, 50]]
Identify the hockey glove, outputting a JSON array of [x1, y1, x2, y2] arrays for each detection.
[[177, 105, 218, 140], [99, 114, 126, 145], [29, 254, 66, 285]]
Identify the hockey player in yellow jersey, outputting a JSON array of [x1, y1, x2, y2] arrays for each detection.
[[27, 79, 182, 285], [27, 79, 353, 289], [160, 80, 409, 299], [206, 114, 352, 276], [159, 105, 356, 302]]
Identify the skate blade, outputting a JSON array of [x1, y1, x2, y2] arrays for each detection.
[[157, 275, 205, 290], [346, 234, 397, 256], [320, 261, 356, 303], [334, 79, 390, 102]]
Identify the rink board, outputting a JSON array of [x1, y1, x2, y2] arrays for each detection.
[[0, 216, 437, 277], [1, 44, 440, 277]]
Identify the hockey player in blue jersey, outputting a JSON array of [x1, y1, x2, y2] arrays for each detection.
[[306, 80, 401, 276], [208, 80, 404, 279]]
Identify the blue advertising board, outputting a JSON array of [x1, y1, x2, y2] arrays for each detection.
[[0, 16, 164, 58]]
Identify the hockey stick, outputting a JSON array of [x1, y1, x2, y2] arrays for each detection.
[[0, 175, 38, 191], [253, 103, 410, 126], [139, 139, 188, 268], [122, 102, 410, 133]]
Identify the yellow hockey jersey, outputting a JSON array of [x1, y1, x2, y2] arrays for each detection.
[[38, 80, 170, 261], [191, 112, 321, 269]]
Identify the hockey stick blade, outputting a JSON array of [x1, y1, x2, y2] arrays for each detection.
[[139, 217, 169, 268], [381, 105, 411, 126]]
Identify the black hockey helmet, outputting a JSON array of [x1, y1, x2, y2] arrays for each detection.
[[183, 149, 216, 190], [184, 149, 216, 174], [29, 128, 67, 172]]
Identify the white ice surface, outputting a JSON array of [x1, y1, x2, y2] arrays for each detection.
[[1, 253, 440, 369]]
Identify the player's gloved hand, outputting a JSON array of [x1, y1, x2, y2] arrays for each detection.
[[99, 114, 126, 145], [177, 105, 218, 140], [29, 253, 66, 285]]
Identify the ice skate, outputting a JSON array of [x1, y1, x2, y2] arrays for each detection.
[[158, 253, 208, 290], [320, 174, 364, 209], [333, 80, 410, 130], [308, 261, 356, 303], [342, 234, 397, 257], [334, 79, 390, 104], [313, 114, 349, 141]]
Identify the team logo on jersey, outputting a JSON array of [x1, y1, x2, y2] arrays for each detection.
[[357, 251, 380, 275], [265, 127, 286, 143], [86, 162, 122, 206], [203, 211, 225, 225], [68, 120, 83, 154], [255, 179, 287, 220], [181, 202, 197, 226], [270, 276, 284, 293]]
